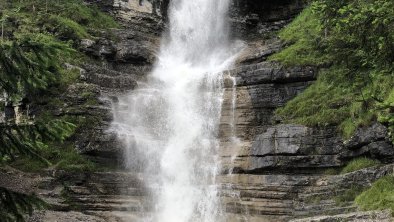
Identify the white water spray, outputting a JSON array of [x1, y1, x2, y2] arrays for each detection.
[[112, 0, 240, 221]]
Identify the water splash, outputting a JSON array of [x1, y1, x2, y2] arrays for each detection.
[[112, 0, 241, 221]]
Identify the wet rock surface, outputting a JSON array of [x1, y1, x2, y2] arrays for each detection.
[[6, 0, 391, 221], [24, 170, 149, 222], [216, 1, 394, 220]]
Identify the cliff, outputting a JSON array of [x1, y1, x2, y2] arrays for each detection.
[[1, 0, 391, 221]]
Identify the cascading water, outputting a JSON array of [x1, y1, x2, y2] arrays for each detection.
[[112, 0, 241, 221]]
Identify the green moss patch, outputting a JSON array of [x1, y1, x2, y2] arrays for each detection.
[[341, 157, 381, 174], [355, 176, 394, 214], [335, 185, 365, 206]]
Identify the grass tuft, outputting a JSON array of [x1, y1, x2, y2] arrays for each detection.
[[269, 5, 329, 67], [341, 157, 381, 174], [335, 185, 364, 206], [355, 176, 394, 213]]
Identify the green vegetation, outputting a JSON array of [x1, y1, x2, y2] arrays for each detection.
[[378, 90, 394, 142], [323, 168, 340, 175], [324, 157, 381, 175], [335, 185, 364, 206], [270, 6, 328, 66], [355, 176, 394, 213], [0, 187, 47, 222], [10, 143, 96, 173], [59, 68, 82, 86], [45, 16, 90, 41], [2, 0, 119, 40], [0, 1, 119, 220], [272, 0, 394, 140], [0, 34, 73, 97], [341, 157, 381, 174]]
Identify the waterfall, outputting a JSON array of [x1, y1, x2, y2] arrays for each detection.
[[112, 0, 240, 221]]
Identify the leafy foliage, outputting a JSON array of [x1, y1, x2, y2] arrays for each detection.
[[10, 143, 96, 173], [0, 41, 76, 218], [0, 187, 46, 222], [273, 0, 394, 139], [0, 34, 73, 97], [0, 120, 75, 161]]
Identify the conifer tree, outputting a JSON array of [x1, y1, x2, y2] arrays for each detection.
[[0, 18, 75, 222]]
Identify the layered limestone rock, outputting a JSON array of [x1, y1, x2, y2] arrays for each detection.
[[216, 1, 394, 220], [219, 164, 394, 221], [230, 0, 305, 40], [86, 0, 168, 35], [26, 169, 150, 221], [290, 210, 392, 222]]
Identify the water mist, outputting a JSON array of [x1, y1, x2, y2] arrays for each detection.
[[112, 0, 240, 221]]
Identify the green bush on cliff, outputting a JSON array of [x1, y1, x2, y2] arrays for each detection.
[[272, 0, 394, 139], [355, 176, 394, 213]]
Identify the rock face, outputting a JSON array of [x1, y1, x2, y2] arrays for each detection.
[[230, 0, 304, 40], [23, 0, 394, 221], [216, 0, 394, 221], [27, 170, 150, 222], [53, 1, 163, 165], [219, 164, 394, 221], [86, 0, 169, 35]]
